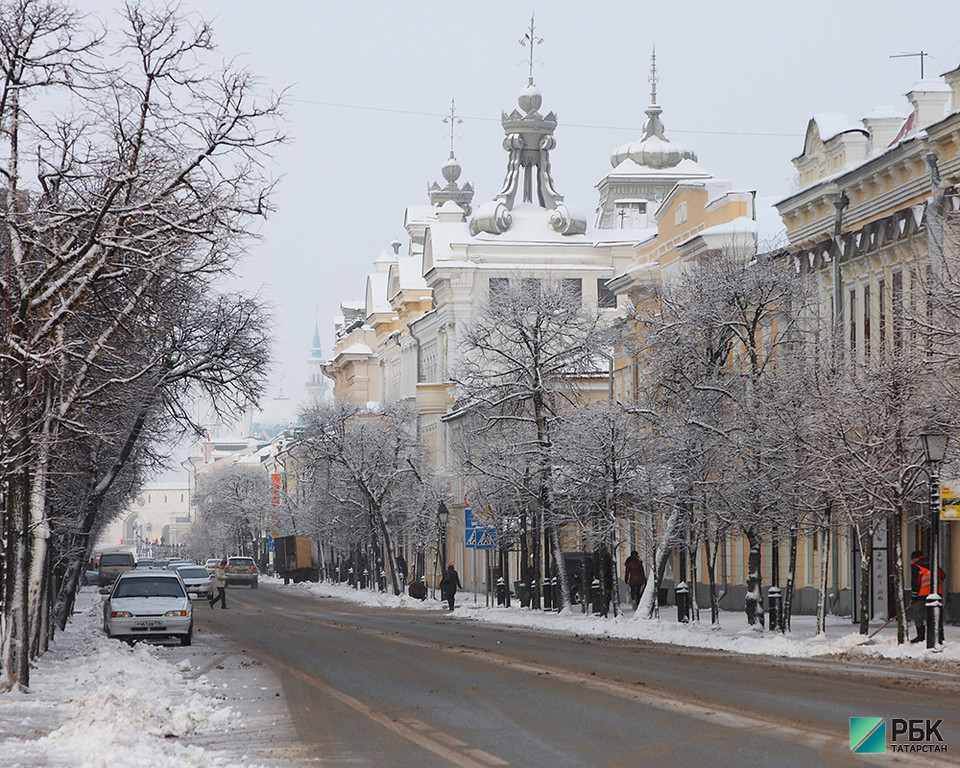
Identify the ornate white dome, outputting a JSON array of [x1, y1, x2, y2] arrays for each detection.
[[611, 103, 697, 170]]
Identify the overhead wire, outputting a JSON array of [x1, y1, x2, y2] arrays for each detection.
[[289, 97, 801, 139]]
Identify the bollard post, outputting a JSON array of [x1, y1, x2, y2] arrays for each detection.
[[768, 586, 782, 631], [496, 577, 506, 606], [543, 576, 553, 610], [591, 578, 602, 615], [676, 581, 690, 623]]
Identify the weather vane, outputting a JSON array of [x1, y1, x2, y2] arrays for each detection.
[[649, 46, 659, 104], [890, 50, 930, 79], [442, 98, 461, 155], [520, 12, 542, 85]]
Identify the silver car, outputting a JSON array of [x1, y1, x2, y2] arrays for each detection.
[[102, 570, 193, 645], [176, 566, 212, 599]]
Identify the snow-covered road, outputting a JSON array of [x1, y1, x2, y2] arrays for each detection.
[[2, 578, 957, 768]]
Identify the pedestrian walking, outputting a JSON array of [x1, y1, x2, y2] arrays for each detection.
[[624, 550, 647, 611], [439, 564, 462, 610], [910, 549, 945, 643], [209, 559, 228, 609]]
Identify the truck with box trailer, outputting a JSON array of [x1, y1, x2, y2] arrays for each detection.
[[274, 535, 320, 584]]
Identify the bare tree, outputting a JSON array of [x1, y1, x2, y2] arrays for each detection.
[[629, 248, 810, 627], [451, 277, 609, 610], [0, 1, 281, 690], [296, 401, 435, 596], [189, 463, 273, 560]]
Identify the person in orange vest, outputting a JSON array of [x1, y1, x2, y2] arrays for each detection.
[[910, 550, 946, 644]]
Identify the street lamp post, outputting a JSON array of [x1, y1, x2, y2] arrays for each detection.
[[920, 427, 948, 649], [437, 501, 450, 569]]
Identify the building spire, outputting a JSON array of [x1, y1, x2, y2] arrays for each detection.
[[649, 46, 659, 105], [520, 12, 542, 86], [428, 98, 474, 214], [442, 98, 461, 157]]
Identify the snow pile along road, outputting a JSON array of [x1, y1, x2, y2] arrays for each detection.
[[282, 577, 960, 666], [0, 591, 261, 768]]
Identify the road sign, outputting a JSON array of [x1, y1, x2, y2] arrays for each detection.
[[464, 507, 496, 549], [942, 487, 960, 520]]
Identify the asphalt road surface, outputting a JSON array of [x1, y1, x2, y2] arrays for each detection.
[[199, 584, 960, 767]]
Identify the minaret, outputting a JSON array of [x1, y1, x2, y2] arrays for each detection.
[[305, 309, 329, 402], [427, 99, 474, 214]]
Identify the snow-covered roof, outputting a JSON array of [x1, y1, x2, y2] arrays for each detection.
[[863, 105, 907, 121], [604, 156, 712, 180], [340, 342, 374, 356], [365, 271, 392, 315], [397, 253, 427, 290], [470, 203, 592, 244], [811, 112, 865, 143], [908, 78, 952, 94]]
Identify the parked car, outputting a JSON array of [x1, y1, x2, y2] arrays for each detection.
[[97, 551, 136, 587], [101, 570, 193, 645], [225, 556, 258, 588], [176, 566, 212, 599]]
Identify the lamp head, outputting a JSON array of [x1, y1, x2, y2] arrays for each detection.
[[437, 500, 449, 525], [920, 427, 949, 465]]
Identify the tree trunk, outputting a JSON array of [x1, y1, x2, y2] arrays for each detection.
[[2, 446, 33, 692], [890, 509, 907, 644], [782, 524, 799, 633], [689, 529, 700, 623], [704, 533, 720, 625], [552, 526, 572, 610], [816, 522, 832, 636], [638, 508, 679, 620], [744, 528, 764, 628], [857, 530, 872, 636]]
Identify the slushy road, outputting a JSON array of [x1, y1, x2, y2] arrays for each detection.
[[199, 585, 960, 767]]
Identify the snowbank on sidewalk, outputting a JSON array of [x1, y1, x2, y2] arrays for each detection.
[[0, 590, 263, 768], [280, 577, 960, 665]]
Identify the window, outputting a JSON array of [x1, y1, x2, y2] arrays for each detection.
[[489, 277, 508, 301], [848, 287, 857, 355], [674, 200, 688, 225], [878, 278, 886, 355], [892, 271, 903, 351], [614, 201, 647, 229], [521, 277, 541, 297], [597, 278, 617, 309], [562, 278, 582, 304], [862, 283, 871, 358]]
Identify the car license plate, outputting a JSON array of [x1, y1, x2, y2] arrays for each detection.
[[133, 620, 162, 629]]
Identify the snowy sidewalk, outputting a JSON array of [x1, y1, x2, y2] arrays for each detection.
[[0, 587, 301, 768], [281, 577, 960, 669]]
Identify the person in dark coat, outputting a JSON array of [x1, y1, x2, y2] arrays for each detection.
[[624, 550, 647, 611], [439, 564, 462, 610]]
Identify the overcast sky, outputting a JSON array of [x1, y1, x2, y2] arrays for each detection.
[[80, 1, 960, 410]]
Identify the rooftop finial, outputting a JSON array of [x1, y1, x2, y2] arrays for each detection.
[[649, 46, 659, 105], [442, 98, 461, 157], [520, 12, 542, 86]]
